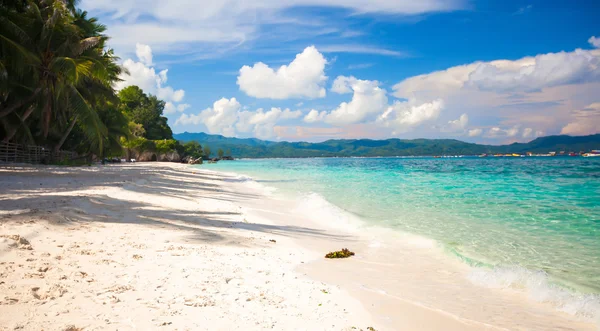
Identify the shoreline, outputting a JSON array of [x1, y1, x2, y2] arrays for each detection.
[[201, 165, 599, 330], [0, 163, 597, 330]]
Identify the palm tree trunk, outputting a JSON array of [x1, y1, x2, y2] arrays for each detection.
[[54, 114, 78, 152], [2, 105, 36, 142], [0, 88, 42, 118]]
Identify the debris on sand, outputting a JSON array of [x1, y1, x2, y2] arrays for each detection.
[[324, 248, 355, 259]]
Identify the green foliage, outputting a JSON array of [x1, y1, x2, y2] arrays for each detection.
[[121, 137, 155, 152], [0, 0, 127, 157], [183, 141, 203, 159], [128, 122, 145, 138], [154, 139, 177, 154], [118, 86, 172, 140], [217, 148, 224, 158], [325, 248, 355, 259], [203, 145, 211, 158]]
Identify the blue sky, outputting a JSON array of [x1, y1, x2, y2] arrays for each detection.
[[81, 0, 600, 143]]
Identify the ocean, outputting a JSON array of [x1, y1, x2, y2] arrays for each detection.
[[197, 156, 600, 318]]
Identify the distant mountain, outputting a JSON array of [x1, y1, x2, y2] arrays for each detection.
[[173, 132, 600, 158]]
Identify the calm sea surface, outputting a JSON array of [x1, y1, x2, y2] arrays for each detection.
[[200, 157, 600, 296]]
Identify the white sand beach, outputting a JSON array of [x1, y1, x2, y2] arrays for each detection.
[[0, 163, 596, 331]]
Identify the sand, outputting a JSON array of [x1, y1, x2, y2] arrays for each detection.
[[0, 163, 597, 331]]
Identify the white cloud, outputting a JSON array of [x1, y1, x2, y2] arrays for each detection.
[[560, 103, 600, 136], [485, 126, 523, 138], [466, 50, 600, 93], [304, 109, 327, 123], [319, 45, 406, 57], [589, 36, 600, 48], [522, 127, 533, 138], [239, 107, 302, 139], [505, 126, 519, 137], [81, 0, 463, 57], [175, 98, 303, 139], [237, 46, 327, 99], [378, 99, 444, 134], [325, 76, 388, 125], [164, 102, 191, 114], [395, 48, 600, 97], [175, 98, 241, 137], [281, 109, 303, 119], [468, 128, 482, 137], [200, 98, 241, 136], [301, 75, 445, 134], [135, 43, 153, 66], [447, 113, 468, 131], [392, 41, 600, 140], [485, 127, 504, 138], [116, 44, 186, 106]]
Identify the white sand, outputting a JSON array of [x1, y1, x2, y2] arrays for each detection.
[[0, 163, 597, 331]]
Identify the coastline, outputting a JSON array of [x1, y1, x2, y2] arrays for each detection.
[[203, 165, 599, 330], [0, 163, 596, 330]]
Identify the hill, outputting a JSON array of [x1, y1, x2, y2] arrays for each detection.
[[173, 132, 600, 158]]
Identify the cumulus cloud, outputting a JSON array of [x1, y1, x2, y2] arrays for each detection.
[[522, 127, 533, 138], [324, 76, 388, 125], [468, 128, 482, 137], [589, 36, 600, 48], [135, 43, 153, 66], [116, 44, 187, 106], [377, 99, 444, 134], [164, 102, 190, 114], [237, 46, 327, 99], [560, 103, 600, 136], [301, 75, 445, 134], [395, 48, 600, 97], [483, 125, 540, 139], [446, 113, 469, 131], [465, 50, 600, 93], [391, 40, 600, 139], [303, 109, 327, 123], [175, 98, 303, 139], [238, 108, 302, 139]]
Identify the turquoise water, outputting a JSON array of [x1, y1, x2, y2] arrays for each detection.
[[199, 157, 600, 297]]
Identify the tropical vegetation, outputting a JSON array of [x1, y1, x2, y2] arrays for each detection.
[[0, 0, 201, 162]]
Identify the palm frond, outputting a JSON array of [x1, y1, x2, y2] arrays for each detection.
[[77, 36, 100, 55], [69, 85, 106, 153], [0, 13, 34, 48]]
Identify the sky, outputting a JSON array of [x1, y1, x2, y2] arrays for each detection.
[[81, 0, 600, 144]]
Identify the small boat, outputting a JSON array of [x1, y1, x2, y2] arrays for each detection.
[[583, 150, 600, 157]]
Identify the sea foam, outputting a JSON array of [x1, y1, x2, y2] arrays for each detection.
[[468, 265, 600, 321], [292, 192, 364, 232]]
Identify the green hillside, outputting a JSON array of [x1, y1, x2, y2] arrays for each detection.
[[173, 132, 600, 158]]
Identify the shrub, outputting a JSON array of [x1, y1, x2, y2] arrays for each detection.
[[154, 139, 178, 153]]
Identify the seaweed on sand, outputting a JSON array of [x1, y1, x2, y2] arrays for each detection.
[[324, 248, 355, 259]]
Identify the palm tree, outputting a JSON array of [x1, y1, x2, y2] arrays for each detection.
[[0, 0, 124, 156]]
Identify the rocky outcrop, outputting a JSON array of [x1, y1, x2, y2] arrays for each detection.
[[127, 149, 181, 162], [188, 157, 203, 164], [159, 151, 181, 162], [134, 151, 157, 162]]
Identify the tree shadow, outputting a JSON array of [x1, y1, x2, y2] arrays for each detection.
[[0, 164, 350, 249]]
